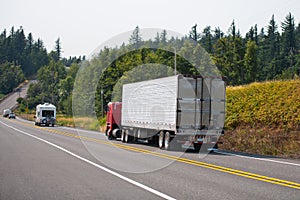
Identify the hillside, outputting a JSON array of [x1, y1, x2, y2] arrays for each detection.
[[220, 79, 300, 159]]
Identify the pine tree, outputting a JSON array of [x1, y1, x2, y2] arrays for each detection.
[[26, 33, 33, 53], [265, 15, 281, 78], [129, 26, 142, 49], [154, 32, 160, 44], [200, 26, 213, 53], [281, 13, 296, 73], [228, 20, 236, 39], [244, 40, 258, 83], [160, 29, 167, 44], [189, 24, 200, 42], [54, 37, 62, 61]]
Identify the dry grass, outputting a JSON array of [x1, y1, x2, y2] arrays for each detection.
[[221, 79, 300, 159], [57, 116, 101, 131]]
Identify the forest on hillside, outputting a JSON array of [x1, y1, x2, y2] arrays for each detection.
[[0, 13, 299, 117]]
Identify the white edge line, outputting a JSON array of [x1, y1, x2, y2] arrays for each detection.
[[0, 120, 176, 200], [215, 150, 300, 167]]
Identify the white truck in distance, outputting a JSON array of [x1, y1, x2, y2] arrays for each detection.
[[3, 109, 11, 117], [105, 74, 226, 151], [35, 103, 56, 127]]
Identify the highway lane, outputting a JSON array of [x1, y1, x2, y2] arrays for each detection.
[[0, 81, 30, 113], [0, 117, 299, 200], [0, 118, 167, 200]]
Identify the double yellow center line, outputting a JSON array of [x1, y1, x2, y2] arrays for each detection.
[[15, 120, 300, 190]]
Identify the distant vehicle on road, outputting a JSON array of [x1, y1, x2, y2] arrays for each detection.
[[3, 109, 11, 117], [105, 74, 226, 151], [34, 103, 56, 127], [8, 113, 16, 119]]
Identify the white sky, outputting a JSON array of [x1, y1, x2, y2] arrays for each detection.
[[1, 0, 299, 58]]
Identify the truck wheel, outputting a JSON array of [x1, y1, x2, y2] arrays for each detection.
[[164, 131, 171, 150], [121, 130, 125, 143], [124, 130, 132, 143], [158, 131, 164, 149], [194, 144, 201, 152]]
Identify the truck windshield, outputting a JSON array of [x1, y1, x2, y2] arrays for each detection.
[[42, 110, 54, 117]]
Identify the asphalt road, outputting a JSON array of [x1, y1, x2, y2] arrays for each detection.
[[0, 81, 30, 112], [0, 89, 300, 199]]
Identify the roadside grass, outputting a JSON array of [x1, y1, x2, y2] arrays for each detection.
[[57, 115, 103, 131], [220, 79, 300, 159], [16, 112, 104, 132]]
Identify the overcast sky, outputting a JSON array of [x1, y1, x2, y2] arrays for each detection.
[[1, 0, 299, 58]]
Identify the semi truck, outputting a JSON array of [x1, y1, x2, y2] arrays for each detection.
[[105, 74, 226, 151], [34, 103, 56, 127]]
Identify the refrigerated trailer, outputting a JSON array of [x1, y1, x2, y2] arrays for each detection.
[[105, 74, 226, 151]]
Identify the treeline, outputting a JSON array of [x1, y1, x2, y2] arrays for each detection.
[[74, 13, 300, 117], [8, 13, 300, 117], [0, 26, 84, 95], [199, 13, 300, 85]]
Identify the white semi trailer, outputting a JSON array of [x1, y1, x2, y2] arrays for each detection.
[[35, 103, 56, 127], [106, 74, 226, 151]]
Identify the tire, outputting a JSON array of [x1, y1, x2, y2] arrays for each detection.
[[194, 143, 201, 152], [164, 131, 171, 150], [121, 130, 125, 143], [108, 133, 113, 140], [52, 124, 54, 127], [124, 130, 132, 143], [158, 131, 164, 149]]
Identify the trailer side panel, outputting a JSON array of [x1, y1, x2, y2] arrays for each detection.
[[121, 76, 178, 131]]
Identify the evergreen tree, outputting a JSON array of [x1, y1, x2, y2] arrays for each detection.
[[281, 13, 297, 74], [228, 20, 236, 39], [54, 37, 62, 61], [244, 40, 258, 83], [154, 32, 160, 44], [26, 33, 33, 54], [264, 15, 281, 78], [189, 24, 200, 42], [296, 23, 300, 50], [200, 26, 213, 53], [246, 26, 255, 41], [160, 29, 167, 44], [129, 26, 142, 49]]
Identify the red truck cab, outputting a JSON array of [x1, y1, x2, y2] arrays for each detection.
[[105, 102, 122, 139]]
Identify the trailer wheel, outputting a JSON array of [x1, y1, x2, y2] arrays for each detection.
[[164, 131, 171, 150], [158, 131, 164, 149]]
